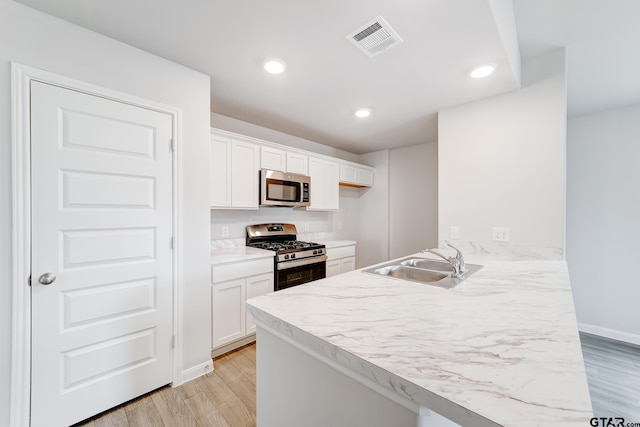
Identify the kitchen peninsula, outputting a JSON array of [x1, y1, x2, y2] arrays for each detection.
[[247, 252, 593, 427]]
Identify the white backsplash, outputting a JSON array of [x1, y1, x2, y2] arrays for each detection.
[[437, 240, 563, 260], [211, 207, 339, 248]]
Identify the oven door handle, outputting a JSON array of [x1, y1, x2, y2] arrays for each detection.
[[277, 255, 327, 270]]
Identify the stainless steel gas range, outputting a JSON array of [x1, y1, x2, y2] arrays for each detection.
[[246, 223, 327, 291]]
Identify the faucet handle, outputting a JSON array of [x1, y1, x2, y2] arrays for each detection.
[[444, 241, 464, 260]]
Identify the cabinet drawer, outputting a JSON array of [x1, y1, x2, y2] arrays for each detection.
[[212, 257, 274, 283], [327, 245, 356, 260]]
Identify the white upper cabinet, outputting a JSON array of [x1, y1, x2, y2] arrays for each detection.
[[261, 146, 286, 171], [339, 163, 374, 187], [308, 156, 339, 211], [210, 131, 259, 209], [211, 128, 373, 211], [260, 145, 308, 175], [286, 152, 308, 175], [230, 139, 259, 208], [210, 133, 232, 207]]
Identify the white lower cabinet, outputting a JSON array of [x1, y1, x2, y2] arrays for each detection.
[[211, 258, 274, 352], [326, 244, 356, 277]]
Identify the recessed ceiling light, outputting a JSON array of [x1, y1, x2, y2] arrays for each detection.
[[355, 108, 372, 118], [263, 59, 286, 74], [470, 64, 496, 79]]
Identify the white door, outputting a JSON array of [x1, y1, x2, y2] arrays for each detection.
[[30, 81, 174, 427]]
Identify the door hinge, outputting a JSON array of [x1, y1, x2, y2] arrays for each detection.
[[171, 335, 176, 349], [170, 139, 175, 152], [28, 275, 32, 287], [170, 237, 174, 250]]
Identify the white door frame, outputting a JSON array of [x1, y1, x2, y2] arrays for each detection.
[[10, 62, 184, 427]]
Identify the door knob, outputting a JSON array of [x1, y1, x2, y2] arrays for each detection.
[[38, 273, 56, 285]]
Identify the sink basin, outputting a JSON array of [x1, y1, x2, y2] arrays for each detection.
[[370, 265, 448, 282], [400, 258, 453, 271], [362, 256, 483, 289]]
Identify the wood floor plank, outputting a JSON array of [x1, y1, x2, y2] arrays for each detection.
[[151, 385, 198, 427], [183, 391, 230, 427], [217, 395, 256, 427], [212, 354, 244, 384], [93, 407, 129, 427], [199, 371, 237, 406], [580, 332, 640, 419], [228, 350, 257, 384], [125, 398, 164, 427], [226, 374, 257, 414]]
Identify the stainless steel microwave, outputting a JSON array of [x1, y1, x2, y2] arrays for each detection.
[[260, 169, 310, 207]]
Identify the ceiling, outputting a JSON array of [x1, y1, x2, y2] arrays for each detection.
[[13, 0, 640, 154]]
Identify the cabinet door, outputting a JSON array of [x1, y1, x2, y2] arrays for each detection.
[[231, 140, 259, 208], [324, 161, 339, 210], [261, 146, 286, 171], [245, 273, 274, 334], [212, 279, 246, 348], [339, 164, 358, 184], [340, 257, 356, 274], [326, 259, 341, 278], [357, 168, 374, 187], [286, 152, 308, 175], [308, 157, 325, 209], [210, 134, 232, 207], [308, 157, 339, 211]]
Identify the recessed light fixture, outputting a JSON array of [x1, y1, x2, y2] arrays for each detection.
[[263, 59, 286, 74], [355, 108, 372, 118], [470, 64, 496, 79]]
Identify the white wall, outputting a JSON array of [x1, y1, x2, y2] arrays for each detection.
[[438, 50, 567, 253], [389, 143, 438, 258], [0, 2, 211, 424], [567, 104, 640, 343], [356, 150, 390, 268]]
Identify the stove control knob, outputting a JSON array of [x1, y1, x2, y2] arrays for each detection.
[[291, 254, 296, 259], [313, 250, 318, 254], [284, 255, 289, 260]]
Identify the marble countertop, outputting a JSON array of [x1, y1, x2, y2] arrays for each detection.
[[210, 246, 274, 265], [246, 253, 593, 426]]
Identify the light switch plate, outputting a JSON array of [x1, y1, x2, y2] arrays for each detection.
[[450, 226, 460, 239], [221, 226, 229, 237]]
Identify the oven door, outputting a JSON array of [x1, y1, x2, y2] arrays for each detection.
[[275, 256, 327, 291]]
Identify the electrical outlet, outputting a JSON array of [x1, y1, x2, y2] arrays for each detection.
[[493, 227, 510, 242], [304, 223, 309, 232], [337, 221, 343, 230], [450, 226, 460, 239], [221, 226, 229, 237]]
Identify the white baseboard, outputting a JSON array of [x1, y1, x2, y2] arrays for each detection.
[[578, 322, 640, 346], [176, 360, 214, 386]]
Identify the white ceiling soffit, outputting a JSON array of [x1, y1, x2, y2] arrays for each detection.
[[488, 0, 521, 88], [346, 15, 404, 58]]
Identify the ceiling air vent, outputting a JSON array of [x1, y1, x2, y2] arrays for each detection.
[[346, 15, 403, 58]]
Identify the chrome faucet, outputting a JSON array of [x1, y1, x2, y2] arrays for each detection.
[[420, 241, 467, 278]]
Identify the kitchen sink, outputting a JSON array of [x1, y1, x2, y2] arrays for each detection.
[[369, 265, 448, 282], [399, 258, 453, 271], [362, 256, 482, 289]]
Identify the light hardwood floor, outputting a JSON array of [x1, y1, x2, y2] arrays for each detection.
[[74, 343, 257, 427], [74, 334, 640, 426]]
